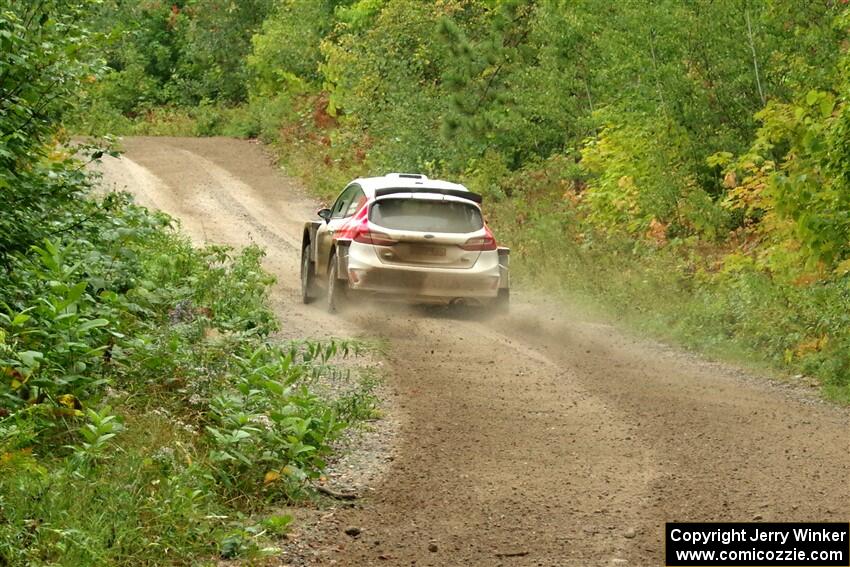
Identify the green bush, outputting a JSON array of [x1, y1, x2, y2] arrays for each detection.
[[248, 0, 337, 94], [0, 3, 380, 563], [579, 113, 730, 239], [0, 192, 377, 563]]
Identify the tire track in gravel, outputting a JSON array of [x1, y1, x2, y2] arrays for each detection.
[[96, 137, 850, 567]]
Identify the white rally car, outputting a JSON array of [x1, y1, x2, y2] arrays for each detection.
[[300, 173, 510, 312]]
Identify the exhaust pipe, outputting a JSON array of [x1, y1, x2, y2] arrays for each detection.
[[450, 298, 467, 307]]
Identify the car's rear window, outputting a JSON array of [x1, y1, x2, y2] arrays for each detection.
[[369, 197, 484, 233]]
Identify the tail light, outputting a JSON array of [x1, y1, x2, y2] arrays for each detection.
[[352, 221, 397, 246], [461, 228, 497, 251]]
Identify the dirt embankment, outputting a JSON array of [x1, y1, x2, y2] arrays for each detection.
[[96, 137, 850, 567]]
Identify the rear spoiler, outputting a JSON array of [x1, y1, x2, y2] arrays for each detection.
[[374, 187, 483, 204]]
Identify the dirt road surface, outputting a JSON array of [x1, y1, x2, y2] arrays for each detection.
[[96, 137, 850, 567]]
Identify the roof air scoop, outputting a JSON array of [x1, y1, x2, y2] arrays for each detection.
[[386, 172, 428, 180]]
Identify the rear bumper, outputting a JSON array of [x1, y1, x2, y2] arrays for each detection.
[[344, 242, 504, 302]]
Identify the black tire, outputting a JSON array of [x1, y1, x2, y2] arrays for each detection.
[[326, 253, 347, 313], [300, 244, 317, 304]]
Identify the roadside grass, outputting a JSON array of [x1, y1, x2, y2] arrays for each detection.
[[0, 182, 378, 565], [487, 191, 850, 397], [74, 93, 301, 141]]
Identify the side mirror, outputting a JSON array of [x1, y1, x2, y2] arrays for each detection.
[[317, 208, 332, 222]]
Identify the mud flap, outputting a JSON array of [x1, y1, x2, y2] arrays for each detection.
[[335, 240, 351, 280], [305, 221, 322, 264], [498, 247, 510, 289]]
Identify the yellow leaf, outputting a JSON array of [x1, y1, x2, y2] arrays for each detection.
[[57, 394, 80, 409], [264, 471, 281, 485], [794, 335, 829, 357]]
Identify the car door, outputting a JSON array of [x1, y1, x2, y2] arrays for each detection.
[[316, 184, 359, 275]]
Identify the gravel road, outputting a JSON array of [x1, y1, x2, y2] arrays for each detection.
[[95, 137, 850, 567]]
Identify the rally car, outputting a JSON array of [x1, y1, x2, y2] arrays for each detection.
[[300, 173, 510, 313]]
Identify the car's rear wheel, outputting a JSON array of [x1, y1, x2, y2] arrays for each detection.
[[326, 253, 347, 313], [301, 244, 317, 304]]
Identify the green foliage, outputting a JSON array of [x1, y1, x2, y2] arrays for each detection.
[[321, 0, 460, 169], [59, 0, 850, 395], [580, 113, 729, 238], [0, 2, 381, 563], [66, 407, 125, 468], [0, 1, 100, 160], [230, 1, 850, 392], [248, 0, 337, 95], [177, 0, 276, 102], [335, 0, 385, 32], [0, 194, 377, 563], [438, 1, 534, 165], [204, 341, 358, 499], [219, 92, 300, 141], [74, 0, 275, 128], [726, 89, 850, 270], [0, 441, 217, 565], [0, 1, 104, 260]]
